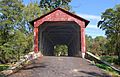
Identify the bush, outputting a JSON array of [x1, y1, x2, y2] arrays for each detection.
[[0, 65, 9, 71], [54, 45, 68, 56], [100, 56, 118, 64], [0, 31, 33, 64], [96, 63, 120, 76]]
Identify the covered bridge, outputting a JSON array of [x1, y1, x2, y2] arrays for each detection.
[[30, 8, 89, 58]]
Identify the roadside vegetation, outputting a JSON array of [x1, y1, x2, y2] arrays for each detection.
[[86, 35, 120, 66], [86, 4, 120, 64], [86, 4, 120, 76], [96, 63, 120, 77], [0, 65, 9, 71]]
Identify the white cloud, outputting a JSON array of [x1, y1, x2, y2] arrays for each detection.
[[78, 13, 101, 21], [87, 24, 98, 29]]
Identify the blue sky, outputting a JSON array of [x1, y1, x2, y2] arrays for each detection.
[[70, 0, 120, 38], [24, 0, 120, 38]]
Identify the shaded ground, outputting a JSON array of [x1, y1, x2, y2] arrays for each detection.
[[8, 56, 110, 77]]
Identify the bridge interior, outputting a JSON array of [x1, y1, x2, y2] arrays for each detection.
[[38, 21, 81, 56]]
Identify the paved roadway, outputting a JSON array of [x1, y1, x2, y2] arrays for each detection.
[[8, 56, 110, 77]]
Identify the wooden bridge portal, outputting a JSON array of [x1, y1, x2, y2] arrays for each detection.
[[30, 8, 89, 58]]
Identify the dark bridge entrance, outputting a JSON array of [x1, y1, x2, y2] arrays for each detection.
[[30, 8, 89, 58], [38, 21, 80, 56]]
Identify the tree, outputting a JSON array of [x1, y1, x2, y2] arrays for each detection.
[[86, 35, 107, 56], [39, 0, 72, 14], [0, 0, 24, 44], [86, 35, 93, 52], [54, 45, 68, 56], [0, 0, 41, 63], [23, 1, 42, 33], [0, 0, 25, 63], [98, 5, 120, 64], [93, 36, 107, 56]]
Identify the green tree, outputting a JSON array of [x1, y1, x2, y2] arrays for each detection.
[[98, 5, 120, 64], [54, 45, 68, 56], [39, 0, 72, 14], [86, 35, 107, 56], [93, 36, 107, 56], [0, 0, 24, 63], [0, 0, 41, 63], [22, 1, 42, 55], [86, 35, 93, 52], [0, 0, 24, 44], [23, 1, 42, 33]]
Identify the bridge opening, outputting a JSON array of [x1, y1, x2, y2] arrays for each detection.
[[38, 21, 81, 57], [54, 44, 68, 56]]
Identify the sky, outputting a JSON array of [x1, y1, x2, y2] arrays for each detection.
[[24, 0, 120, 38], [70, 0, 120, 38]]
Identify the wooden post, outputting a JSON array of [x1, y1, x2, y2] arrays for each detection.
[[81, 28, 86, 58], [34, 27, 39, 53]]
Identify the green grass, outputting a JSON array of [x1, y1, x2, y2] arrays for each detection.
[[96, 63, 120, 76], [100, 56, 119, 65], [0, 64, 9, 71]]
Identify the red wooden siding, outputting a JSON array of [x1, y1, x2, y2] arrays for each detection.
[[30, 8, 89, 55]]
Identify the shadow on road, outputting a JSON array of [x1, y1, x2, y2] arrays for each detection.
[[77, 71, 111, 77], [22, 63, 47, 70]]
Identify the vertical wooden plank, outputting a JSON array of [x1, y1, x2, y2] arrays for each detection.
[[34, 27, 39, 53], [81, 28, 86, 58]]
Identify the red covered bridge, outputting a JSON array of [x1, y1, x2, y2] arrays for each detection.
[[30, 8, 89, 58]]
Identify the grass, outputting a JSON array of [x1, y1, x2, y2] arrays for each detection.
[[100, 56, 119, 65], [96, 63, 120, 77], [0, 64, 9, 71]]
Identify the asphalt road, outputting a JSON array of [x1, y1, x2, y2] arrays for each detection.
[[8, 56, 110, 77]]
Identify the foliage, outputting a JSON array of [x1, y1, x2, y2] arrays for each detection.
[[86, 35, 107, 56], [39, 0, 72, 14], [0, 0, 25, 63], [0, 0, 39, 64], [86, 35, 93, 52], [86, 34, 120, 65], [96, 63, 113, 72], [96, 63, 120, 76], [100, 56, 118, 64], [0, 0, 24, 26], [86, 4, 120, 65], [93, 36, 107, 56], [98, 4, 120, 64], [23, 1, 42, 33], [54, 45, 68, 56], [0, 64, 9, 71]]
